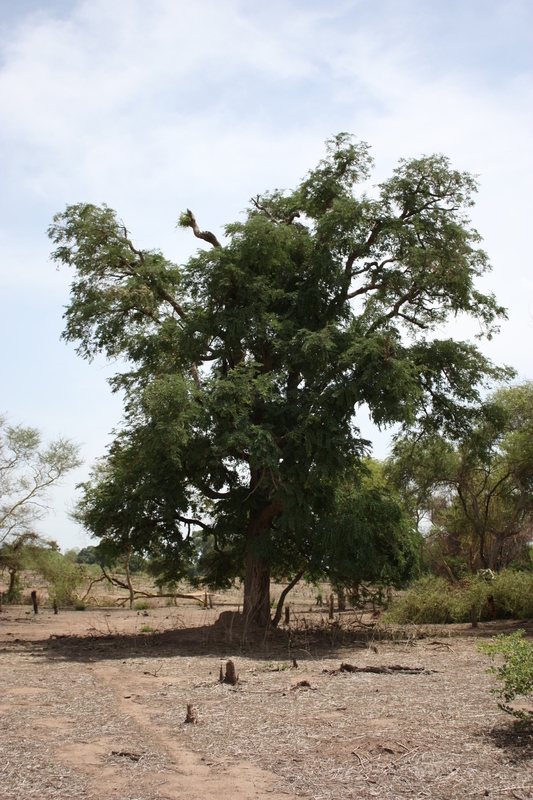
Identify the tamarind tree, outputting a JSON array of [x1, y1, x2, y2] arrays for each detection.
[[51, 134, 508, 627]]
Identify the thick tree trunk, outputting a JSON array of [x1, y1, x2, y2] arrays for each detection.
[[242, 501, 283, 628], [243, 550, 271, 628]]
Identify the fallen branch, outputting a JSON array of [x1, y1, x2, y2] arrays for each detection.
[[338, 662, 433, 675], [110, 750, 141, 762], [80, 573, 106, 602], [143, 666, 162, 677], [99, 567, 205, 604]]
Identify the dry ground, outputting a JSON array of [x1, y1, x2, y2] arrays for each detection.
[[1, 602, 532, 800]]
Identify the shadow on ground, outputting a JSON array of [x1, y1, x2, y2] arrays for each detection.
[[4, 613, 532, 667], [488, 721, 533, 762]]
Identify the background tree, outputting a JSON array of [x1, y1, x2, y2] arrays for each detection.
[[388, 383, 533, 575], [51, 134, 508, 626], [0, 415, 81, 601]]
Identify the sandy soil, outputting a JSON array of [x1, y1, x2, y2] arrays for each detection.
[[1, 604, 532, 800]]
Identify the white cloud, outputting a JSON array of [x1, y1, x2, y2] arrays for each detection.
[[0, 0, 531, 548]]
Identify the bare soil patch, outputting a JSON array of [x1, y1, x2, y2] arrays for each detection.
[[1, 604, 532, 799]]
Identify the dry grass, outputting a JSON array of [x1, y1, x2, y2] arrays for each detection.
[[1, 601, 532, 800]]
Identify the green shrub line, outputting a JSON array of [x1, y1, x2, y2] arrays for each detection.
[[384, 570, 533, 625]]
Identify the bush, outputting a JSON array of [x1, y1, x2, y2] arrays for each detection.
[[385, 570, 533, 624], [479, 631, 533, 722], [38, 552, 87, 606], [134, 600, 149, 610], [74, 601, 86, 611]]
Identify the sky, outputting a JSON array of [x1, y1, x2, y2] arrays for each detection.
[[0, 0, 532, 552]]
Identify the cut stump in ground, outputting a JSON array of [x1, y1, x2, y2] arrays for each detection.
[[222, 659, 239, 685]]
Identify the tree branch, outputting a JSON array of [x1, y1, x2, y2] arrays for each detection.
[[176, 514, 211, 531], [183, 209, 222, 248], [271, 565, 307, 628], [197, 483, 231, 500], [251, 196, 301, 225]]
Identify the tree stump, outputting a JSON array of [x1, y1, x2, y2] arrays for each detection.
[[223, 659, 238, 685], [219, 664, 224, 682], [31, 590, 38, 615], [470, 604, 477, 628], [185, 703, 197, 723], [284, 604, 290, 624], [204, 591, 208, 608], [208, 594, 213, 608], [338, 588, 346, 612], [53, 598, 59, 615], [328, 593, 334, 620]]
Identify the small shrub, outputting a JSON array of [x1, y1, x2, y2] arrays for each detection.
[[134, 600, 150, 610], [74, 601, 86, 611], [479, 631, 533, 722], [140, 624, 154, 633]]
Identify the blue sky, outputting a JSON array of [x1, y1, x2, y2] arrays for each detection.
[[1, 0, 532, 551]]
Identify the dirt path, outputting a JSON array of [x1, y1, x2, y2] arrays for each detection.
[[0, 619, 294, 799], [1, 607, 532, 799]]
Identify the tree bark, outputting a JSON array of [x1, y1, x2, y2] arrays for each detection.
[[243, 549, 271, 628], [124, 549, 134, 610], [271, 565, 306, 628], [7, 567, 17, 601], [242, 502, 283, 628]]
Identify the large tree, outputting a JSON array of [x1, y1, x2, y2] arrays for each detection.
[[50, 134, 507, 626], [387, 384, 533, 574]]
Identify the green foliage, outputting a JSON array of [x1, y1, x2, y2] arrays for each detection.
[[74, 601, 86, 611], [0, 415, 81, 547], [140, 624, 154, 633], [479, 631, 533, 722], [387, 383, 532, 575], [305, 464, 421, 591], [386, 570, 533, 624], [33, 549, 87, 606], [51, 135, 508, 624], [134, 600, 149, 610], [76, 546, 97, 565]]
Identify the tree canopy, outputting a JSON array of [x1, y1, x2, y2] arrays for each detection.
[[0, 415, 81, 600], [0, 415, 81, 547], [50, 134, 508, 626], [387, 383, 533, 575]]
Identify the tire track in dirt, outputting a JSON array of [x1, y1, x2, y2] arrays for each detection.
[[0, 643, 295, 800]]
